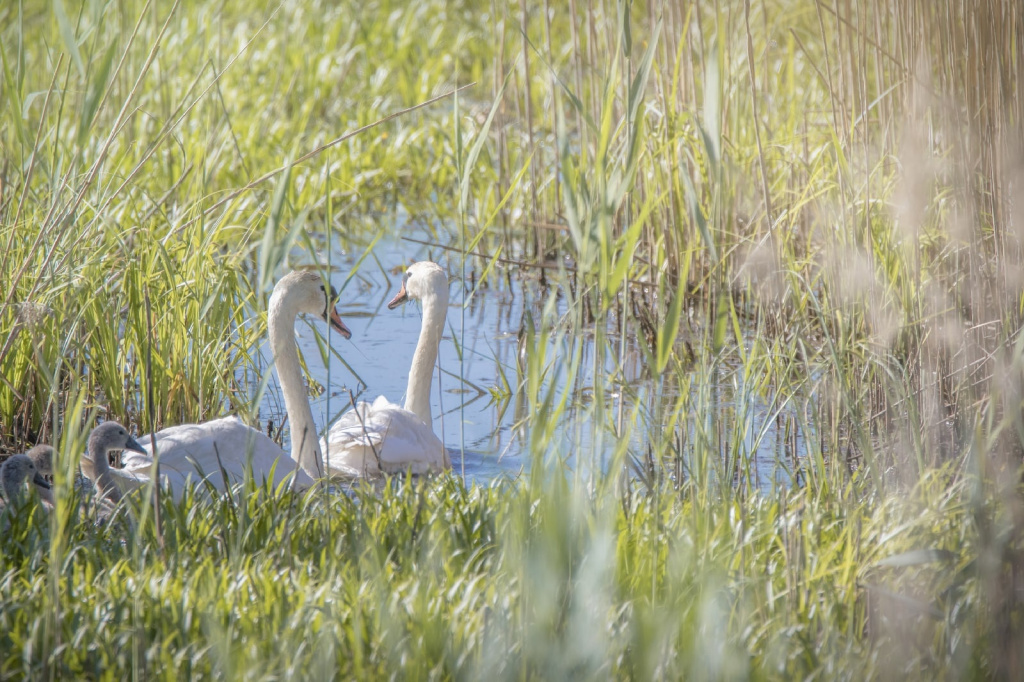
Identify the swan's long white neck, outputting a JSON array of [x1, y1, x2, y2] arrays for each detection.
[[404, 286, 448, 426], [268, 288, 326, 479]]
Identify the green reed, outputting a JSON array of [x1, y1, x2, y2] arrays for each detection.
[[1, 0, 1022, 677]]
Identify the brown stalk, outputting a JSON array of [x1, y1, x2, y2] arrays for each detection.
[[143, 288, 165, 555], [400, 235, 653, 289], [520, 1, 540, 259], [543, 0, 561, 209], [743, 0, 773, 230]]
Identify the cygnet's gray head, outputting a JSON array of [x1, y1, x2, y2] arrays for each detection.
[[1, 454, 51, 504], [26, 444, 54, 477], [86, 422, 147, 463]]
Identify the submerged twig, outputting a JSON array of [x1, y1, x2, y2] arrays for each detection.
[[400, 235, 655, 289]]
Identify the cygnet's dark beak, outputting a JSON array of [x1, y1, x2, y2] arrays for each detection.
[[32, 472, 51, 489], [124, 435, 147, 455], [387, 280, 409, 310], [327, 307, 352, 339]]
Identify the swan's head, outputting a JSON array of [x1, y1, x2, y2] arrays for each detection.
[[26, 444, 54, 477], [272, 271, 352, 339], [1, 454, 50, 502], [388, 261, 449, 309], [86, 422, 147, 463]]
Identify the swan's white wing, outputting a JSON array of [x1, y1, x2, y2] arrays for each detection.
[[124, 416, 314, 497], [106, 458, 206, 504], [321, 396, 449, 478], [370, 406, 449, 474], [320, 399, 386, 477]]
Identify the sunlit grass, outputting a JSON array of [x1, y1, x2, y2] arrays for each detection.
[[0, 464, 987, 678]]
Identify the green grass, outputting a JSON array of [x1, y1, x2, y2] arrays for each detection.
[[0, 464, 990, 678], [2, 0, 1023, 677]]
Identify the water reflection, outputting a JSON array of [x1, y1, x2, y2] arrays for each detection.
[[250, 219, 814, 490]]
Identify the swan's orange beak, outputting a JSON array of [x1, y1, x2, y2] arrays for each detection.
[[329, 307, 352, 339], [387, 280, 409, 310]]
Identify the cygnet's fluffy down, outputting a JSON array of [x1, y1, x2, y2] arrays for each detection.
[[0, 454, 51, 508]]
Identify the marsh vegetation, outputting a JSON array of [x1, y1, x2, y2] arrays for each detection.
[[1, 0, 1023, 677]]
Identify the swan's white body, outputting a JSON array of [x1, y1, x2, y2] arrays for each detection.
[[117, 416, 313, 500], [108, 271, 350, 500], [322, 261, 451, 477], [322, 396, 448, 476]]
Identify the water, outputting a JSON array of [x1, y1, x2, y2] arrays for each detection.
[[254, 216, 815, 489], [255, 223, 530, 483]]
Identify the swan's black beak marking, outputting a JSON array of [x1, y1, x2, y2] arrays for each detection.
[[321, 284, 352, 339], [124, 435, 147, 455], [33, 472, 51, 489], [387, 279, 409, 310]]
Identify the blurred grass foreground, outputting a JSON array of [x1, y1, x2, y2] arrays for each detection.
[[2, 0, 1023, 678]]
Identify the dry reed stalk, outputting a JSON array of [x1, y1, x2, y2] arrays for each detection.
[[543, 0, 560, 210], [743, 0, 773, 232], [520, 0, 540, 258], [492, 0, 509, 240], [568, 0, 585, 139]]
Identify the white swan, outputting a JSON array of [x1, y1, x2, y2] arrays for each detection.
[[0, 453, 52, 509], [113, 271, 351, 500], [322, 261, 451, 477]]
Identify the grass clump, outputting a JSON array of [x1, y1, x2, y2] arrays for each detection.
[[0, 470, 994, 679]]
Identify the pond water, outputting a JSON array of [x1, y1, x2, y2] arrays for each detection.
[[254, 215, 815, 489], [253, 221, 530, 484]]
